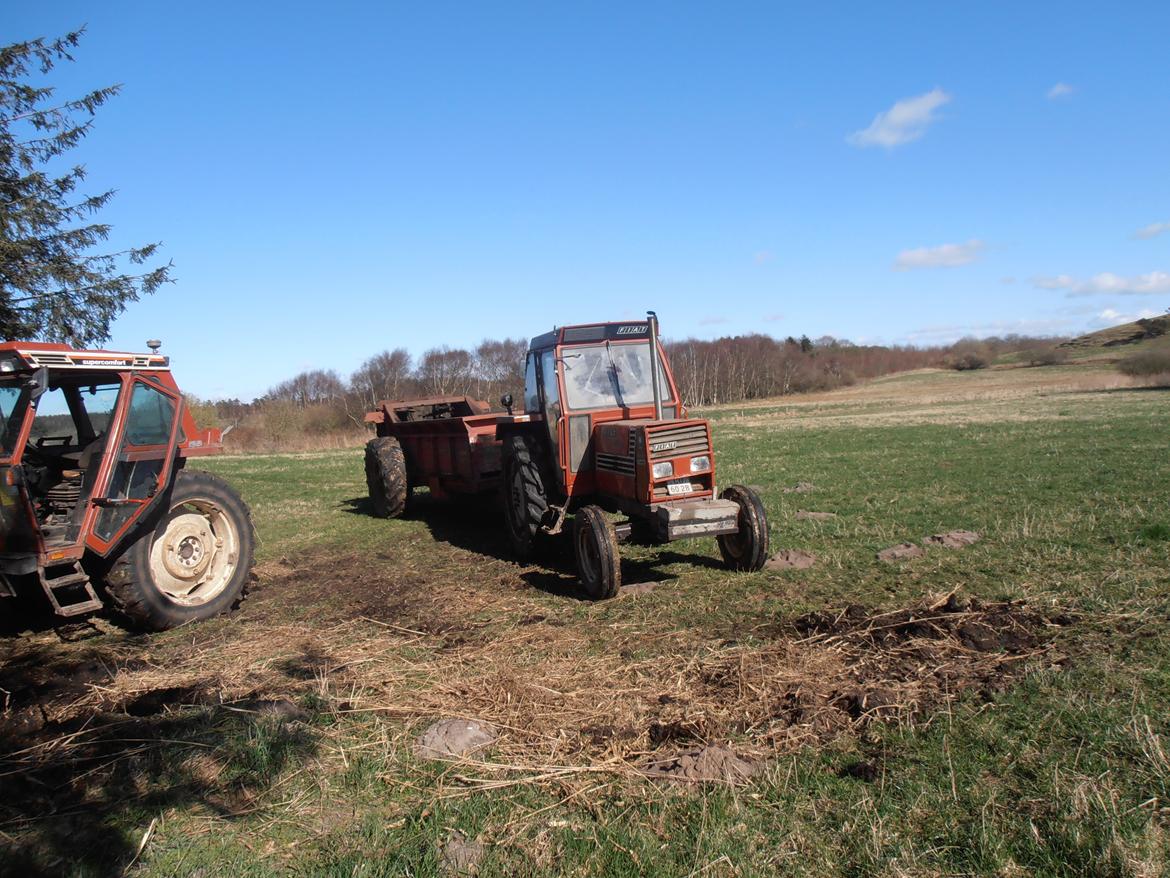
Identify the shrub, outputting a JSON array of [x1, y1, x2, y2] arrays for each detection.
[[1117, 350, 1170, 377], [947, 352, 989, 371], [1024, 347, 1070, 367]]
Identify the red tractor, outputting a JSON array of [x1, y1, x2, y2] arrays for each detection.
[[365, 313, 768, 596], [0, 342, 255, 630]]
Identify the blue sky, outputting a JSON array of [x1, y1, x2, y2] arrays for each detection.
[[9, 2, 1169, 400]]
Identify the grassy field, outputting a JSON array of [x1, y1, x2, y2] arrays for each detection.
[[2, 363, 1168, 877]]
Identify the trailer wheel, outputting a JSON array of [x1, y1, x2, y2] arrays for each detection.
[[365, 436, 410, 518], [103, 470, 255, 631], [717, 484, 769, 572], [574, 505, 621, 599], [501, 433, 549, 559]]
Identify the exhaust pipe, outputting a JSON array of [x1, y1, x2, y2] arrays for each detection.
[[647, 310, 663, 421]]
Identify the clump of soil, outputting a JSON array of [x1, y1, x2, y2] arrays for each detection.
[[783, 482, 816, 494], [877, 542, 924, 561], [639, 745, 758, 784], [926, 530, 981, 548], [416, 718, 497, 760], [441, 830, 485, 874], [796, 511, 837, 521], [766, 550, 817, 570]]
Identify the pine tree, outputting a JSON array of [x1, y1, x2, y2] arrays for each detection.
[[0, 28, 171, 347]]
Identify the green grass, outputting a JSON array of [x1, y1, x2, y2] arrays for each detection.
[[3, 367, 1169, 877]]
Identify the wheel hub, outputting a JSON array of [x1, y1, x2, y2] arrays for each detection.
[[161, 513, 218, 582]]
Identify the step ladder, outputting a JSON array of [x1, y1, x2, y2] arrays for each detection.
[[39, 561, 103, 617]]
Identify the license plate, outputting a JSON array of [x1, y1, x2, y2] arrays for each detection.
[[666, 479, 694, 496]]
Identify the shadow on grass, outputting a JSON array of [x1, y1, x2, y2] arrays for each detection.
[[0, 636, 320, 877], [339, 494, 727, 600]]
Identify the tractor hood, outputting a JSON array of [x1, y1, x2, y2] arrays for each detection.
[[592, 418, 715, 504]]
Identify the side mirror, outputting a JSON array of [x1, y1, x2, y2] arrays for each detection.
[[25, 367, 49, 400], [500, 392, 514, 415]]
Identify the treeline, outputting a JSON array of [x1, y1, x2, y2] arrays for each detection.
[[192, 332, 1064, 452]]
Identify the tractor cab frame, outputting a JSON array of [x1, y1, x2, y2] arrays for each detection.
[[0, 342, 255, 629]]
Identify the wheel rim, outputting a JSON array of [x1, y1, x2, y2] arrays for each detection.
[[148, 497, 241, 606], [721, 497, 750, 559]]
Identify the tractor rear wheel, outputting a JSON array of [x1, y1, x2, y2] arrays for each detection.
[[574, 505, 621, 599], [104, 469, 255, 631], [501, 433, 549, 559], [716, 484, 769, 572], [365, 436, 410, 518]]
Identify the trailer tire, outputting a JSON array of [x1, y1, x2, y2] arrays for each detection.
[[365, 436, 410, 519], [574, 505, 621, 599], [103, 470, 255, 631], [501, 433, 549, 559], [716, 484, 769, 572]]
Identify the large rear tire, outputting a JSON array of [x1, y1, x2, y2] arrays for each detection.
[[501, 433, 550, 559], [103, 469, 255, 631], [574, 505, 621, 599], [365, 436, 410, 518], [716, 484, 769, 572]]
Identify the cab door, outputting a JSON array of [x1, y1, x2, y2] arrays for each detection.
[[84, 377, 182, 556]]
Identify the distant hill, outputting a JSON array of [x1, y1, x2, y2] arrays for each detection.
[[1060, 314, 1169, 350]]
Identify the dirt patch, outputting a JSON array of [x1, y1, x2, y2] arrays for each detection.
[[639, 745, 758, 785], [877, 542, 924, 562], [925, 530, 981, 548], [782, 482, 816, 494], [416, 718, 497, 760], [441, 830, 485, 874], [795, 511, 837, 521], [766, 549, 817, 570]]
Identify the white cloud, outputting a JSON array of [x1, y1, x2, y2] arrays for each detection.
[[1089, 307, 1161, 328], [700, 316, 729, 326], [1046, 82, 1075, 100], [1134, 221, 1170, 240], [848, 88, 951, 148], [894, 239, 985, 271], [1033, 271, 1170, 296], [761, 313, 784, 323], [753, 250, 775, 265]]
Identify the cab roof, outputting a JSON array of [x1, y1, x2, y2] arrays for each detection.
[[0, 341, 170, 372], [528, 320, 652, 351]]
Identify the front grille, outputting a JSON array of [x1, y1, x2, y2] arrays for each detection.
[[647, 423, 709, 460], [596, 452, 634, 475], [597, 429, 637, 475]]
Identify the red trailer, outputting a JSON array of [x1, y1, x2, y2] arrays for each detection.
[[364, 315, 769, 596]]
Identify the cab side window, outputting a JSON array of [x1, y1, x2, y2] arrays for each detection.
[[524, 353, 540, 413]]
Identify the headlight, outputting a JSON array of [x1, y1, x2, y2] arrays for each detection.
[[0, 359, 15, 373], [690, 455, 710, 473], [652, 461, 673, 479]]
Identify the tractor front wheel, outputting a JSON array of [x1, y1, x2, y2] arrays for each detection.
[[574, 505, 621, 599], [104, 470, 255, 631], [716, 484, 769, 572], [501, 434, 549, 559], [365, 436, 410, 518]]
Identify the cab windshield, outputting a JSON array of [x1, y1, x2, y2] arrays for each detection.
[[0, 383, 30, 457], [561, 342, 671, 410]]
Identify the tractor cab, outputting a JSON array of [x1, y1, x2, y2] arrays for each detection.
[[518, 315, 715, 515], [0, 342, 254, 628]]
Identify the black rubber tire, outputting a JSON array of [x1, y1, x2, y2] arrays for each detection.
[[501, 433, 550, 559], [103, 469, 255, 631], [574, 505, 621, 599], [365, 436, 410, 519], [716, 484, 769, 572]]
